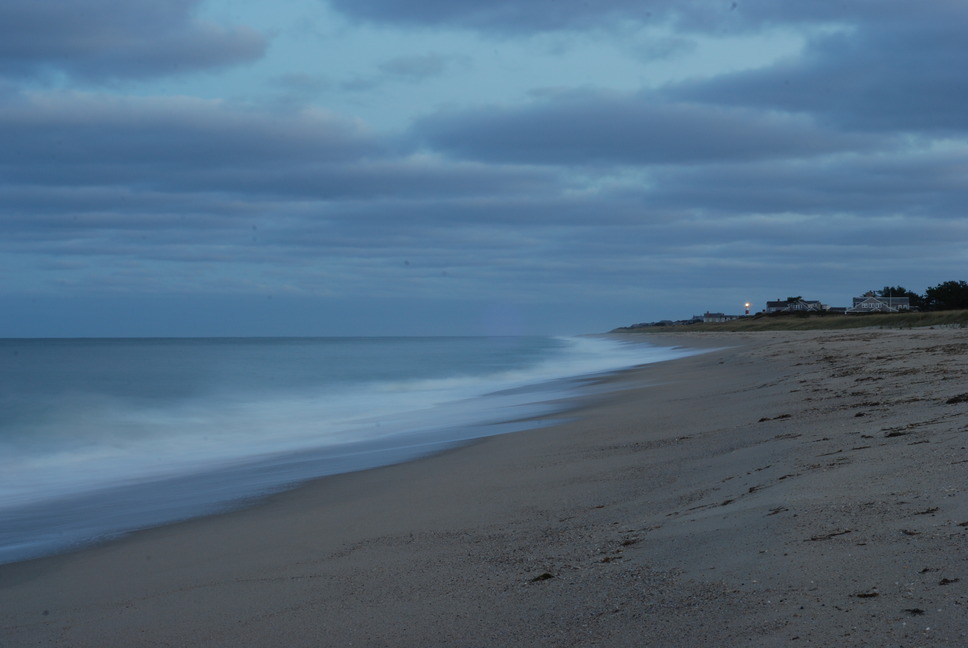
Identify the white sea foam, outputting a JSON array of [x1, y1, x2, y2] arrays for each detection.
[[0, 335, 699, 564]]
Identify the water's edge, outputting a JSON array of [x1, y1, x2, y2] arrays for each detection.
[[0, 338, 704, 565]]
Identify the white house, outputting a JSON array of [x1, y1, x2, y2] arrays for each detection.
[[765, 299, 827, 313], [846, 294, 911, 313]]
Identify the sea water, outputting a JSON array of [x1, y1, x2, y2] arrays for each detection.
[[0, 335, 696, 564]]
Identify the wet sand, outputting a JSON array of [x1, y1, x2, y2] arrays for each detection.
[[1, 329, 966, 646]]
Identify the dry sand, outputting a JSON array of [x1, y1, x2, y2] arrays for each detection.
[[1, 329, 966, 647]]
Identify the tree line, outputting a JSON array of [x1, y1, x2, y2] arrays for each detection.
[[875, 281, 968, 311]]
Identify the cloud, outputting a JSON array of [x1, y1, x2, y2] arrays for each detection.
[[324, 0, 756, 35], [0, 91, 565, 208], [379, 53, 455, 80], [638, 146, 968, 219], [0, 90, 564, 266], [328, 0, 638, 33], [670, 5, 968, 134], [325, 0, 965, 41], [5, 1, 968, 335], [339, 53, 466, 94], [413, 90, 876, 165], [0, 0, 266, 80], [0, 91, 386, 184], [3, 81, 961, 317]]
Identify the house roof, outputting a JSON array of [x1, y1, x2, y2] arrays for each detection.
[[847, 295, 909, 313], [851, 296, 909, 306]]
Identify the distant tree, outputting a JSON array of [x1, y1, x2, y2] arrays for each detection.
[[785, 295, 803, 302], [923, 280, 968, 311], [876, 285, 925, 310]]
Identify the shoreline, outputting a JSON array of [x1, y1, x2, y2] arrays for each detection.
[[2, 330, 966, 646], [0, 335, 691, 566]]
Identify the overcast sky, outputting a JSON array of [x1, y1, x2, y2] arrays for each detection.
[[3, 0, 967, 337]]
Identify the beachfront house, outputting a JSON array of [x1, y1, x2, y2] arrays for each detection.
[[765, 298, 828, 313], [702, 312, 744, 323], [846, 293, 911, 314]]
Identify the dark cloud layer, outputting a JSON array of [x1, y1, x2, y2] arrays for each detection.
[[326, 0, 769, 35], [379, 54, 456, 80], [0, 92, 564, 209], [414, 91, 876, 165], [327, 0, 645, 33], [1, 93, 380, 183], [672, 15, 968, 133], [327, 0, 967, 37], [0, 0, 265, 80], [641, 148, 968, 219], [4, 1, 968, 335]]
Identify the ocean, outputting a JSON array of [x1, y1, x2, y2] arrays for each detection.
[[0, 335, 696, 564]]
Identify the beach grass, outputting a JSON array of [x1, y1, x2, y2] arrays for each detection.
[[615, 309, 968, 333]]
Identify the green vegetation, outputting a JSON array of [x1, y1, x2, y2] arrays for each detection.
[[616, 279, 968, 333], [924, 280, 968, 311], [861, 282, 968, 311], [876, 285, 924, 310], [614, 309, 968, 333], [867, 280, 968, 312]]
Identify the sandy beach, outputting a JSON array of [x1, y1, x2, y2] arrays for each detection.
[[1, 329, 966, 646]]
